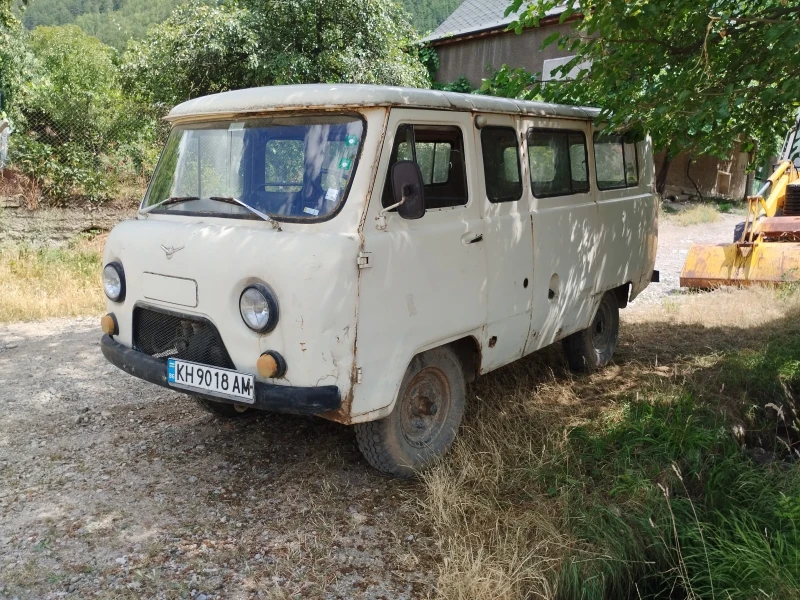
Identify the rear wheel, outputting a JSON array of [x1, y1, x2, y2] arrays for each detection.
[[194, 397, 251, 418], [562, 291, 620, 373], [355, 346, 466, 478]]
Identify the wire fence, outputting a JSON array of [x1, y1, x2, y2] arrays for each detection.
[[1, 104, 170, 208]]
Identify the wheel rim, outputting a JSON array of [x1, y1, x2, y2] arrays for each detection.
[[591, 298, 614, 352], [399, 367, 451, 449]]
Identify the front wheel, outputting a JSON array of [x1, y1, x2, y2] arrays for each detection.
[[562, 291, 620, 373], [354, 346, 466, 478]]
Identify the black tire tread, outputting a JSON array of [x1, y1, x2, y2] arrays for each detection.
[[354, 346, 465, 478], [562, 291, 619, 373], [354, 420, 402, 476]]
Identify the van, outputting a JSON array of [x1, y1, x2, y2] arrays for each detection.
[[100, 85, 658, 477]]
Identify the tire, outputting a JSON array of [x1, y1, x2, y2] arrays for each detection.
[[734, 221, 746, 242], [354, 346, 466, 478], [194, 396, 251, 418], [562, 291, 620, 373]]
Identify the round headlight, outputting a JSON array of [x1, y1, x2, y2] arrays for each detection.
[[239, 284, 279, 333], [103, 262, 126, 302]]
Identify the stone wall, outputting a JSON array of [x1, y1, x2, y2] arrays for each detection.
[[0, 198, 135, 247]]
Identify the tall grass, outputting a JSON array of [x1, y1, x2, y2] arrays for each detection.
[[0, 244, 104, 322], [674, 204, 722, 226], [418, 287, 800, 600]]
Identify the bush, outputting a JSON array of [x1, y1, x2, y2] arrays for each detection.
[[8, 135, 112, 204], [10, 24, 162, 204]]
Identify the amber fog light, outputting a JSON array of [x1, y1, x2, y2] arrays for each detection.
[[101, 313, 119, 336], [257, 351, 287, 379]]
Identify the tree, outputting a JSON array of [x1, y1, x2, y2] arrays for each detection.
[[122, 0, 428, 106], [1, 0, 33, 122], [397, 0, 461, 34], [25, 25, 126, 144], [12, 25, 157, 202], [504, 0, 800, 193]]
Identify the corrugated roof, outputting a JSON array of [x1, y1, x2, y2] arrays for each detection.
[[166, 84, 599, 123], [422, 0, 564, 43]]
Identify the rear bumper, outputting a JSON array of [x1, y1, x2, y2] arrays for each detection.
[[100, 335, 341, 415]]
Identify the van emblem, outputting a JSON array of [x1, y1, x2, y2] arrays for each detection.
[[160, 245, 185, 259]]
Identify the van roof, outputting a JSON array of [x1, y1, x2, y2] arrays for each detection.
[[166, 84, 600, 123]]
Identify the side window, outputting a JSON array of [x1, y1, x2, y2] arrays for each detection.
[[416, 142, 452, 185], [594, 134, 639, 189], [264, 139, 304, 192], [481, 126, 522, 203], [382, 124, 468, 210], [527, 129, 589, 197]]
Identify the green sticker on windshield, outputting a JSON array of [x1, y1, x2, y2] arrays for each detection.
[[338, 157, 353, 170], [345, 135, 359, 147]]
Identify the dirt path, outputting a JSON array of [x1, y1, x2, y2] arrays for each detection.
[[0, 319, 433, 599], [0, 213, 744, 598], [631, 211, 743, 305]]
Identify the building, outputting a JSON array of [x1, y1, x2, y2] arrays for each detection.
[[423, 0, 752, 200]]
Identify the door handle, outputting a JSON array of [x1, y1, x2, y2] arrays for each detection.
[[463, 233, 483, 245]]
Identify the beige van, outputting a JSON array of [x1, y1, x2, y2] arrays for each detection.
[[100, 84, 658, 476]]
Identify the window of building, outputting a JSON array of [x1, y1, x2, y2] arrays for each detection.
[[382, 124, 468, 210], [527, 129, 589, 197], [594, 134, 639, 189], [481, 127, 522, 203]]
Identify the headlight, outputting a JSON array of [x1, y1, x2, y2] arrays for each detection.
[[239, 284, 279, 333], [103, 262, 126, 302]]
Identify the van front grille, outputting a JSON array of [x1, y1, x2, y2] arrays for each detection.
[[133, 306, 235, 369]]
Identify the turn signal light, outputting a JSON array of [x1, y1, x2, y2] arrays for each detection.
[[257, 351, 286, 379], [101, 313, 119, 336]]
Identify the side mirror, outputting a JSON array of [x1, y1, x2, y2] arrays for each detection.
[[391, 160, 425, 220]]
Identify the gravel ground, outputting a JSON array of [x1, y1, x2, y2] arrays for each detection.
[[0, 319, 433, 599], [631, 210, 744, 305], [0, 212, 743, 599]]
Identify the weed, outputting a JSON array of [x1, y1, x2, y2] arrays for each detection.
[[674, 204, 721, 226], [418, 287, 800, 600], [0, 244, 103, 322]]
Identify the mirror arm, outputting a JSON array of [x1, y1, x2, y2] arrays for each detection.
[[379, 197, 405, 218], [375, 197, 405, 231]]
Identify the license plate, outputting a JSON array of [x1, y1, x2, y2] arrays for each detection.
[[167, 359, 255, 404]]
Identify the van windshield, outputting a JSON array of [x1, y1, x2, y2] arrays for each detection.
[[142, 115, 364, 221]]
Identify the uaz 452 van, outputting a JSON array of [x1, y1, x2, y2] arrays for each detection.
[[100, 85, 658, 477]]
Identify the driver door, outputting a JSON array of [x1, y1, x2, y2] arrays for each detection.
[[351, 109, 488, 419]]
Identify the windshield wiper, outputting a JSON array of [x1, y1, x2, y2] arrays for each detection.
[[208, 196, 281, 230], [140, 196, 199, 214], [140, 195, 281, 230]]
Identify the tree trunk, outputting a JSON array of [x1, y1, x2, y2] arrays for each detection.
[[655, 149, 672, 196]]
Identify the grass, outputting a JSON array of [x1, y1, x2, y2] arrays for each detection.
[[0, 242, 104, 322], [418, 286, 800, 600], [673, 204, 722, 226]]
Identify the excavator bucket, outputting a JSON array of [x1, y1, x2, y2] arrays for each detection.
[[680, 241, 800, 289]]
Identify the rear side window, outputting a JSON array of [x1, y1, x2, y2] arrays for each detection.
[[264, 139, 304, 192], [481, 127, 522, 203], [594, 134, 639, 189], [527, 129, 589, 198], [382, 124, 468, 210]]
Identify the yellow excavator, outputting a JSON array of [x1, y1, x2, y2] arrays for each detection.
[[681, 111, 800, 288]]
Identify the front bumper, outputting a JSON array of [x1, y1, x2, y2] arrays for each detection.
[[100, 335, 341, 415]]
